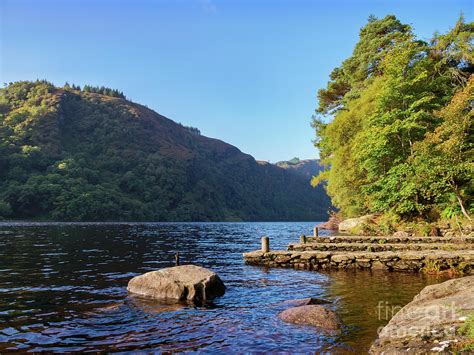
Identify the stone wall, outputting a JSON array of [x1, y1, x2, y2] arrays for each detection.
[[288, 242, 471, 252], [243, 250, 474, 274], [304, 236, 474, 244]]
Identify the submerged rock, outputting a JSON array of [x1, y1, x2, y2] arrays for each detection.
[[370, 275, 474, 354], [279, 305, 342, 331], [127, 265, 225, 303], [283, 297, 332, 307]]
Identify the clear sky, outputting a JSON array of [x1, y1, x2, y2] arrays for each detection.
[[1, 0, 472, 162]]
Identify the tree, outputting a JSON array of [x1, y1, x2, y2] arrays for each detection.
[[316, 15, 413, 114], [312, 15, 473, 221], [410, 77, 473, 219]]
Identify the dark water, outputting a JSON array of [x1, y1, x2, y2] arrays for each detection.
[[0, 222, 452, 352]]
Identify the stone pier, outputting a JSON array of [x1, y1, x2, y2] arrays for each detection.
[[243, 234, 474, 274]]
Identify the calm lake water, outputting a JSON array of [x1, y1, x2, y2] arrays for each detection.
[[0, 222, 452, 352]]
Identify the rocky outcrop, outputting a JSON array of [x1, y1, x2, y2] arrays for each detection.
[[279, 305, 342, 331], [370, 276, 474, 354], [338, 215, 374, 232], [127, 265, 225, 303], [318, 214, 342, 230]]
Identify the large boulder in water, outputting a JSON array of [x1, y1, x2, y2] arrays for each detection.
[[279, 305, 342, 331], [127, 265, 225, 303]]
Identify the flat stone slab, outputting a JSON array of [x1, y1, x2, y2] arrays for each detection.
[[305, 236, 474, 244], [243, 250, 474, 273], [288, 242, 474, 252]]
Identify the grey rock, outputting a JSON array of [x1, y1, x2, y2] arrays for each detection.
[[283, 297, 332, 307], [393, 231, 410, 238], [279, 305, 342, 331], [127, 265, 225, 303], [370, 276, 474, 354], [332, 254, 355, 263], [338, 214, 374, 232]]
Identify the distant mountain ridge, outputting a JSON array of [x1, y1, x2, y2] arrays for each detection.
[[275, 158, 324, 180], [0, 81, 331, 221]]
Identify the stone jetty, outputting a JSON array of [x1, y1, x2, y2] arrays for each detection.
[[243, 230, 474, 274]]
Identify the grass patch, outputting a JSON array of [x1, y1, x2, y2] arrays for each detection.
[[459, 313, 474, 339], [422, 259, 441, 274], [452, 313, 474, 352]]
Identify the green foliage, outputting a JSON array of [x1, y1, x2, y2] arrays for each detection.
[[178, 123, 201, 135], [0, 200, 12, 217], [422, 259, 441, 274], [0, 81, 330, 221], [312, 78, 380, 217], [313, 15, 473, 222], [453, 312, 474, 351], [287, 157, 300, 165], [81, 84, 126, 99], [459, 313, 474, 339], [316, 15, 412, 114], [376, 212, 400, 235]]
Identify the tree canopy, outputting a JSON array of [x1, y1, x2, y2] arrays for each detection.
[[312, 15, 473, 222]]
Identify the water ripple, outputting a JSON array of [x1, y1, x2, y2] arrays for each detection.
[[0, 222, 450, 352]]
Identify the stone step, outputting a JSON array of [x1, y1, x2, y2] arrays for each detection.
[[243, 249, 474, 273], [305, 235, 474, 244], [288, 242, 474, 252]]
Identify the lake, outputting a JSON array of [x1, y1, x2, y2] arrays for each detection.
[[0, 222, 451, 352]]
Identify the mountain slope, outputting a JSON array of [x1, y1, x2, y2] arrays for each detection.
[[275, 158, 323, 179], [0, 81, 331, 221]]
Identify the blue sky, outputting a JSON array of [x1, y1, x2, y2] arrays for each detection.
[[1, 0, 472, 162]]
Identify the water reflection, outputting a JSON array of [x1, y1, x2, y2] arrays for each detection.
[[0, 222, 455, 352]]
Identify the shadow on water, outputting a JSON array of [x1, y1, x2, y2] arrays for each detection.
[[0, 222, 456, 352]]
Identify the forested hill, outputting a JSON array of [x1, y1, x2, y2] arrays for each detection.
[[0, 81, 331, 221], [275, 158, 323, 179]]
